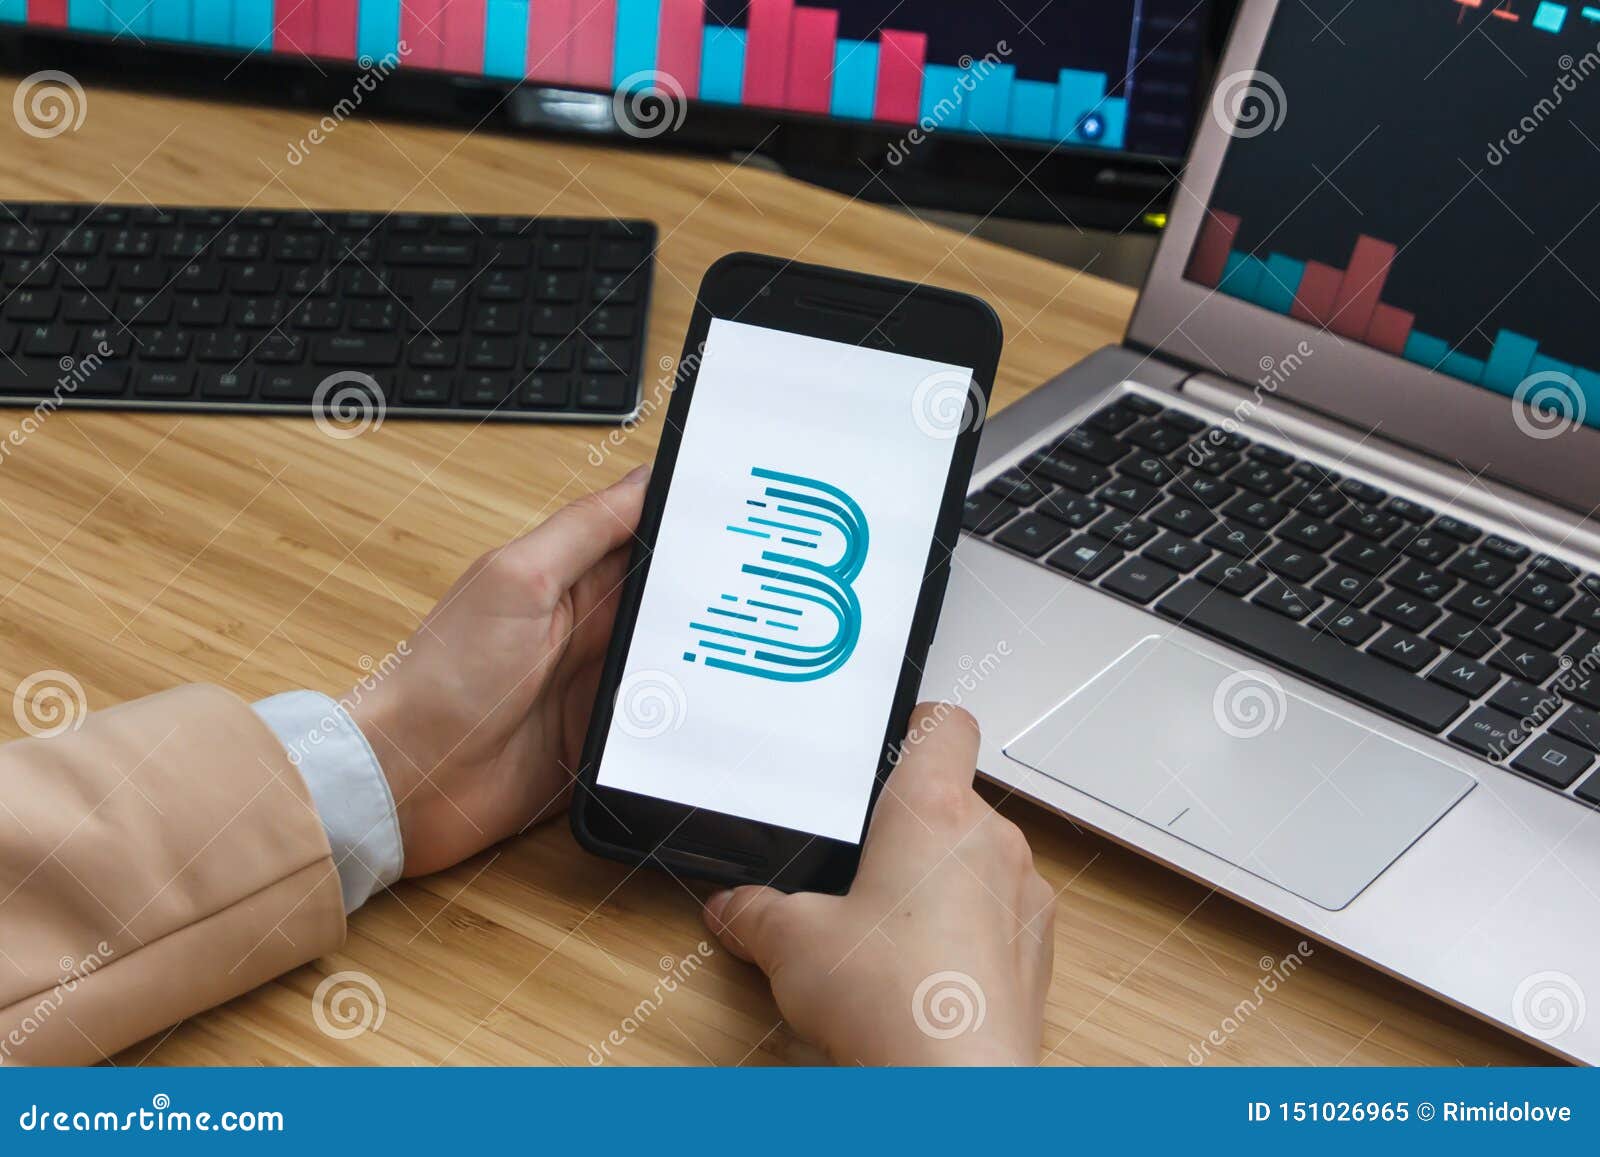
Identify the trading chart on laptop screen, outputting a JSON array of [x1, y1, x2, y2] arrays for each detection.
[[1189, 0, 1600, 429], [3, 1, 1209, 159]]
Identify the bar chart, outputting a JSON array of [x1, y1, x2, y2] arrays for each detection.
[[1, 0, 1128, 149], [1189, 208, 1600, 421]]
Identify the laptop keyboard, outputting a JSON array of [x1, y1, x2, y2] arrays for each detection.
[[965, 389, 1600, 808], [0, 203, 656, 421]]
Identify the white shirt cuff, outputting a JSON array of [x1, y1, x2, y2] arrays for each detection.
[[253, 690, 404, 914]]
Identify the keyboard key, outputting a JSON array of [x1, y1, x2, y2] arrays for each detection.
[[994, 513, 1072, 558], [1126, 419, 1189, 455], [1262, 542, 1323, 584], [1481, 535, 1531, 563], [1427, 613, 1499, 659], [577, 376, 633, 412], [1279, 514, 1342, 552], [1220, 494, 1286, 530], [1510, 575, 1574, 614], [1054, 426, 1125, 466], [1027, 451, 1107, 493], [963, 493, 1021, 536], [1310, 605, 1382, 647], [985, 469, 1051, 507], [1150, 498, 1214, 536], [1338, 478, 1387, 505], [1445, 583, 1513, 624], [1449, 707, 1529, 761], [1174, 471, 1236, 507], [1255, 577, 1320, 621], [1048, 536, 1123, 580], [1335, 506, 1403, 541], [1227, 462, 1293, 497], [1432, 515, 1482, 542], [1564, 595, 1600, 633], [1313, 565, 1379, 608], [1038, 493, 1104, 529], [1403, 530, 1458, 566], [1197, 557, 1266, 597], [1581, 774, 1600, 806], [1532, 556, 1581, 583], [1488, 679, 1562, 726], [1118, 452, 1174, 487], [1331, 538, 1397, 576], [1490, 642, 1560, 684], [132, 366, 192, 398], [1384, 496, 1434, 523], [1084, 403, 1139, 434], [1511, 735, 1593, 789], [1161, 408, 1207, 434], [1429, 655, 1499, 698], [1504, 607, 1576, 651], [1553, 705, 1600, 752], [1144, 534, 1211, 573], [1102, 558, 1180, 604], [1372, 590, 1440, 633], [1088, 513, 1157, 550], [519, 374, 571, 409], [1204, 521, 1270, 558], [1390, 560, 1456, 602], [1099, 478, 1161, 513], [1370, 627, 1439, 673], [1157, 583, 1469, 731]]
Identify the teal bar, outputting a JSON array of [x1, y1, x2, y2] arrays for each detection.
[[149, 0, 192, 40], [191, 1, 230, 43], [1483, 329, 1540, 395], [1256, 254, 1306, 315], [358, 0, 402, 60], [0, 0, 25, 24], [485, 1, 529, 77], [965, 63, 1015, 135], [920, 64, 966, 127], [701, 26, 746, 104], [68, 0, 111, 32], [232, 0, 274, 49], [830, 40, 878, 119], [1009, 79, 1056, 140], [614, 0, 661, 87], [1403, 332, 1451, 371], [1219, 253, 1267, 303], [106, 0, 151, 34], [1056, 68, 1107, 139], [1096, 96, 1128, 149], [1440, 350, 1487, 385]]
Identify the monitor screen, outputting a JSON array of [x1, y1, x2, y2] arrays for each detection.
[[5, 1, 1212, 162], [1187, 0, 1600, 430]]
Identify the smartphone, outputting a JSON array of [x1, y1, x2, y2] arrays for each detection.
[[571, 253, 1003, 894]]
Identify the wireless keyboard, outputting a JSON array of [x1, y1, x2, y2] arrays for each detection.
[[0, 204, 656, 422]]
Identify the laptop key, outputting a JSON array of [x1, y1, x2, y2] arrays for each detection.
[[1156, 583, 1470, 731], [1449, 707, 1530, 761], [1331, 538, 1398, 576], [1447, 550, 1515, 589], [1047, 536, 1123, 580], [1262, 542, 1323, 584], [1310, 605, 1382, 647], [1563, 595, 1600, 633], [1370, 627, 1439, 673], [1553, 705, 1600, 752], [1391, 560, 1456, 602], [1038, 493, 1104, 529], [1504, 608, 1576, 651], [1102, 558, 1180, 605], [1490, 642, 1559, 684], [1220, 494, 1286, 530], [1429, 655, 1499, 698], [1054, 426, 1125, 466], [1403, 531, 1458, 566], [1481, 535, 1531, 563], [1174, 471, 1236, 508], [1197, 557, 1266, 597], [1203, 521, 1270, 558], [1118, 453, 1174, 487], [1089, 513, 1157, 550], [1027, 451, 1107, 493], [1099, 478, 1161, 513], [1511, 735, 1593, 789], [1510, 575, 1574, 614], [1121, 393, 1163, 416], [1339, 478, 1387, 505], [1279, 514, 1342, 552], [1313, 565, 1379, 608], [1432, 515, 1482, 543], [1255, 577, 1320, 621], [1385, 496, 1434, 523], [1144, 534, 1211, 573], [985, 470, 1051, 507], [1372, 590, 1441, 633], [1150, 497, 1214, 536], [1125, 420, 1188, 455], [994, 513, 1072, 559], [1445, 583, 1513, 624], [1489, 679, 1562, 725], [1533, 556, 1581, 582], [963, 493, 1021, 535], [1427, 613, 1499, 659], [1582, 774, 1600, 806], [1335, 506, 1403, 542], [1085, 403, 1140, 434]]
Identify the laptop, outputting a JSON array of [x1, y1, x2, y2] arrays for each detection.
[[926, 0, 1600, 1064]]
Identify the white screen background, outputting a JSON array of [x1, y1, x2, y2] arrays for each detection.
[[597, 318, 970, 842]]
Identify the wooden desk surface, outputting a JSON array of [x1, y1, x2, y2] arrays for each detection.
[[0, 78, 1543, 1067]]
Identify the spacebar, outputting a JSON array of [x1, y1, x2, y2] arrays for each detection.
[[1155, 582, 1469, 733]]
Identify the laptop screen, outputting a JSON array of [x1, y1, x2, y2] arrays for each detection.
[[1185, 0, 1600, 432], [7, 1, 1211, 162]]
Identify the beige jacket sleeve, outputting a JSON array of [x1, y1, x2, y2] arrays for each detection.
[[0, 684, 346, 1065]]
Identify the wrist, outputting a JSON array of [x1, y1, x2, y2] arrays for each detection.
[[345, 688, 415, 871]]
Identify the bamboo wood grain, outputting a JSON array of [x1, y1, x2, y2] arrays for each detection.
[[0, 77, 1543, 1067]]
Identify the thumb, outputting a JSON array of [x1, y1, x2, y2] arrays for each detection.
[[703, 886, 805, 973], [510, 465, 650, 595]]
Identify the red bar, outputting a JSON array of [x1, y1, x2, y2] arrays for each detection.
[[527, 0, 575, 82], [1366, 303, 1415, 357], [657, 0, 705, 97], [743, 0, 795, 108], [569, 0, 617, 88], [1186, 209, 1241, 288], [874, 29, 927, 124], [402, 0, 446, 68], [1290, 261, 1344, 327], [786, 7, 837, 113], [275, 1, 319, 54], [1329, 235, 1397, 340], [28, 0, 69, 26], [317, 0, 361, 60], [441, 0, 488, 74]]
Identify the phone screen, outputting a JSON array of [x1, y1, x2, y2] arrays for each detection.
[[596, 317, 975, 844]]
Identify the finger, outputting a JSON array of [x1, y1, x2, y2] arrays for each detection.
[[510, 465, 650, 594], [888, 702, 982, 797], [702, 886, 798, 972]]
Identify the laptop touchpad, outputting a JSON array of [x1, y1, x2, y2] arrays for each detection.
[[1002, 636, 1475, 911]]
